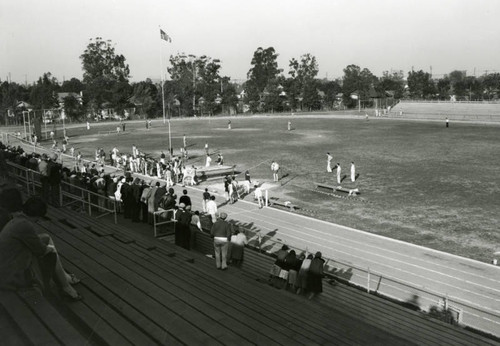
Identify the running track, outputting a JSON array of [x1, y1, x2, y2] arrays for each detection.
[[185, 184, 500, 336]]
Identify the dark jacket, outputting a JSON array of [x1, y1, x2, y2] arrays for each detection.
[[210, 219, 232, 240]]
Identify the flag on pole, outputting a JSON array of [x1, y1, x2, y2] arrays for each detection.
[[160, 29, 172, 43]]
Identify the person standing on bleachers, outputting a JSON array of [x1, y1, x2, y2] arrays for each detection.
[[206, 195, 218, 224], [175, 203, 192, 250], [296, 253, 312, 295], [229, 229, 248, 267], [47, 154, 62, 207], [210, 212, 232, 270], [140, 181, 152, 223], [307, 252, 325, 299], [202, 188, 211, 213], [179, 189, 192, 211], [146, 182, 160, 224]]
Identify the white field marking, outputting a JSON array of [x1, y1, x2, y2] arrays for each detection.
[[269, 229, 500, 310], [249, 211, 500, 300], [246, 208, 500, 287]]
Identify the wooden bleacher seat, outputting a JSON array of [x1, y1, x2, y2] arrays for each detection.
[[1, 203, 493, 345], [0, 289, 87, 345]]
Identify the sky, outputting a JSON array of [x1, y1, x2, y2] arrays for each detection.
[[1, 0, 499, 84]]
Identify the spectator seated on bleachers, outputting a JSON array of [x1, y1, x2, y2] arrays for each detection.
[[0, 191, 82, 301]]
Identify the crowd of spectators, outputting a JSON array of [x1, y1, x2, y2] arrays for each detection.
[[269, 245, 326, 299], [1, 140, 326, 301]]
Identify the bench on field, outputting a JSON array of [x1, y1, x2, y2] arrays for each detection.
[[315, 182, 360, 196], [268, 198, 298, 211], [196, 165, 237, 181]]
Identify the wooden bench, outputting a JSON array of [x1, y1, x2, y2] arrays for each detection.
[[315, 182, 360, 196], [196, 165, 237, 182], [0, 289, 87, 345], [34, 205, 497, 346], [43, 216, 335, 344], [43, 206, 426, 345], [268, 198, 298, 211]]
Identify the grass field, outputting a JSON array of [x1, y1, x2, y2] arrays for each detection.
[[55, 115, 500, 263]]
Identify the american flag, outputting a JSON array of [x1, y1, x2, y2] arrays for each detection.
[[160, 29, 172, 43]]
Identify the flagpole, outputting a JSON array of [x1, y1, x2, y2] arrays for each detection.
[[159, 26, 172, 155]]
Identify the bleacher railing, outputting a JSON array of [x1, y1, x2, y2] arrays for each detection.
[[5, 161, 118, 224], [233, 222, 500, 338], [153, 208, 176, 238]]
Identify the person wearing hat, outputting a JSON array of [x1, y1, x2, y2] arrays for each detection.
[[210, 212, 233, 270], [175, 202, 192, 249], [46, 153, 62, 206], [38, 154, 49, 201]]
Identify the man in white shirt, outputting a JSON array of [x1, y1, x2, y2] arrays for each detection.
[[350, 162, 356, 182], [271, 161, 280, 182], [326, 152, 333, 172], [206, 195, 218, 223], [254, 185, 264, 208], [336, 163, 341, 185]]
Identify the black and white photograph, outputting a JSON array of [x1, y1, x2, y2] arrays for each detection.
[[1, 0, 499, 344]]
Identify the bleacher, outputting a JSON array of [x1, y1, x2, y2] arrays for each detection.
[[391, 101, 500, 121], [1, 203, 498, 345]]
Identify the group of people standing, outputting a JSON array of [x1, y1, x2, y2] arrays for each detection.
[[327, 152, 356, 185], [269, 245, 326, 299]]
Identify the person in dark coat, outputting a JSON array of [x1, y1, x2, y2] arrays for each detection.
[[120, 178, 133, 219], [175, 203, 192, 249], [46, 154, 62, 206], [307, 251, 325, 299], [179, 189, 192, 211], [131, 178, 143, 222]]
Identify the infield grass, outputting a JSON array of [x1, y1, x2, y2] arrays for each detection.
[[62, 115, 500, 262]]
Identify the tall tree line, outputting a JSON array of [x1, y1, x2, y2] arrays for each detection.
[[2, 39, 500, 125]]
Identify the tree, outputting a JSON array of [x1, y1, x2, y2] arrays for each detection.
[[380, 70, 405, 99], [167, 53, 229, 116], [481, 73, 500, 100], [288, 53, 321, 111], [342, 65, 377, 108], [129, 79, 159, 118], [407, 70, 436, 99], [0, 81, 30, 125], [61, 78, 84, 93], [262, 75, 287, 113], [219, 76, 239, 114], [245, 47, 281, 113], [436, 77, 451, 100], [62, 94, 84, 121], [317, 79, 342, 110], [80, 37, 131, 116], [29, 72, 60, 110], [448, 70, 467, 99]]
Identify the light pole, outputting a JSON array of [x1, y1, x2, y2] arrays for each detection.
[[188, 54, 197, 117]]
